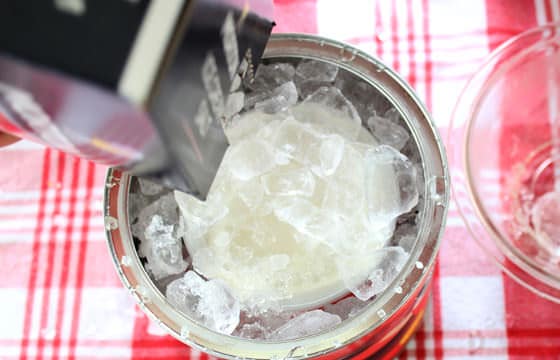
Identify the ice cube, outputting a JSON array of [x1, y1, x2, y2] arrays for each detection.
[[227, 138, 277, 180], [365, 145, 418, 226], [268, 310, 341, 340], [166, 271, 240, 334], [225, 91, 245, 118], [254, 82, 298, 114], [132, 193, 180, 240], [246, 63, 296, 92], [138, 178, 166, 196], [347, 246, 408, 301], [234, 309, 295, 339], [263, 166, 316, 197], [293, 87, 362, 141], [324, 297, 366, 319], [306, 134, 345, 177], [294, 60, 339, 99], [531, 191, 560, 255], [128, 191, 151, 222], [295, 60, 338, 83], [335, 74, 391, 119], [142, 215, 188, 280], [392, 223, 417, 252], [244, 91, 268, 110], [383, 108, 401, 123], [367, 115, 409, 151], [235, 322, 267, 339], [191, 247, 220, 279], [397, 235, 416, 253]]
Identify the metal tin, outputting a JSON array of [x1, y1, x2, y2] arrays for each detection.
[[104, 34, 449, 359]]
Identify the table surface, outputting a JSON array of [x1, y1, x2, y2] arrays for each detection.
[[1, 0, 560, 359]]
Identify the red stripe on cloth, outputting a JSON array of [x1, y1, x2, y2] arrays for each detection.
[[421, 0, 433, 110], [131, 308, 193, 359], [544, 0, 554, 22], [52, 157, 81, 359], [406, 0, 417, 89], [485, 0, 539, 49], [414, 324, 427, 359], [374, 1, 384, 59], [405, 2, 425, 358], [430, 261, 444, 360], [68, 162, 95, 360], [19, 149, 51, 360], [36, 152, 66, 360], [390, 1, 400, 73], [272, 0, 317, 34]]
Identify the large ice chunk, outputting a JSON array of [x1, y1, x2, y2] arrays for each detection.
[[142, 215, 188, 280], [268, 310, 341, 340], [263, 166, 316, 197], [273, 198, 338, 244], [166, 271, 240, 334]]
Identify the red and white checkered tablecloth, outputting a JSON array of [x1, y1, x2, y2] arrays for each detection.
[[1, 0, 560, 359]]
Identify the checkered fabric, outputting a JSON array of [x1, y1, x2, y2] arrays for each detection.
[[1, 0, 560, 359]]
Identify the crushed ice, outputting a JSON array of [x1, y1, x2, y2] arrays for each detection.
[[130, 59, 422, 339]]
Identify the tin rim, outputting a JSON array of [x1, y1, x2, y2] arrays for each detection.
[[104, 33, 449, 359]]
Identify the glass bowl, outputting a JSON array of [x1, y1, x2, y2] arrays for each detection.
[[449, 23, 560, 303]]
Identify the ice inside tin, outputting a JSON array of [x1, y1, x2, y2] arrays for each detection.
[[129, 59, 423, 339]]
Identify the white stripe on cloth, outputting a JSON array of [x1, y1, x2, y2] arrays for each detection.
[[429, 0, 489, 129], [316, 0, 376, 41]]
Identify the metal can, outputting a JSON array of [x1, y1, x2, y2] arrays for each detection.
[[104, 34, 449, 359]]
